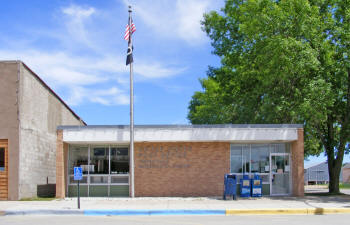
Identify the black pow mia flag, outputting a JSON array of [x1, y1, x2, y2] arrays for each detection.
[[126, 40, 133, 65]]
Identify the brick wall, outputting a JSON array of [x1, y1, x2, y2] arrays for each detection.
[[134, 142, 230, 197], [291, 128, 304, 197], [56, 130, 68, 198]]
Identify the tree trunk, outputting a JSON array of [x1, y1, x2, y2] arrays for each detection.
[[328, 165, 340, 194], [327, 152, 343, 194]]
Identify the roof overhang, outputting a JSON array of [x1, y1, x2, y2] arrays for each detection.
[[58, 124, 302, 144]]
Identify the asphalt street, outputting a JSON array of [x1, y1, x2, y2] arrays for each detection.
[[1, 214, 350, 225]]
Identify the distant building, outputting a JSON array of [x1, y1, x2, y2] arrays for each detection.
[[0, 61, 85, 200], [342, 163, 350, 184], [304, 161, 343, 185]]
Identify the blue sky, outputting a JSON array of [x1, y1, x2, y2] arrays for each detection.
[[0, 0, 348, 166], [0, 0, 222, 125]]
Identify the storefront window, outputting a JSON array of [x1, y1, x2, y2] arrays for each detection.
[[230, 145, 250, 173], [68, 144, 130, 197], [251, 144, 270, 173], [110, 147, 129, 174], [90, 146, 109, 174], [68, 145, 88, 184], [230, 145, 242, 173], [230, 143, 290, 185], [69, 145, 88, 174], [270, 143, 290, 153], [242, 145, 250, 173]]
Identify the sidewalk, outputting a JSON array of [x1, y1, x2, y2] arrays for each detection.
[[1, 193, 350, 216]]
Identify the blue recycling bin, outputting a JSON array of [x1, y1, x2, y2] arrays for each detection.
[[223, 174, 236, 200], [240, 175, 251, 197], [251, 174, 262, 197]]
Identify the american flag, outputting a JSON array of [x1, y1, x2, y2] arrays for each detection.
[[124, 22, 136, 41]]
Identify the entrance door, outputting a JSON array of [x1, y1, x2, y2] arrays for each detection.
[[0, 140, 8, 200], [270, 153, 291, 195]]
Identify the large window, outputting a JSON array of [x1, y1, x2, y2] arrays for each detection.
[[110, 147, 129, 174], [68, 146, 88, 184], [230, 145, 242, 173], [251, 144, 270, 173], [90, 146, 109, 175], [68, 145, 129, 197], [230, 143, 290, 183]]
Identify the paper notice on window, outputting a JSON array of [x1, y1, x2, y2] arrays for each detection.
[[285, 165, 290, 172], [277, 169, 283, 174], [265, 166, 270, 172]]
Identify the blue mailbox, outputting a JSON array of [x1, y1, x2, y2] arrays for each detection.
[[223, 174, 237, 200], [240, 175, 251, 197], [251, 174, 262, 197]]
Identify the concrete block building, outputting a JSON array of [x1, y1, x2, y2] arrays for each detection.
[[56, 125, 305, 198], [0, 61, 85, 200]]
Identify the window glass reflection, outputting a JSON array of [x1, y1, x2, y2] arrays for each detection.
[[90, 146, 109, 174], [69, 146, 88, 174], [111, 147, 129, 174], [251, 144, 270, 173], [230, 145, 242, 173]]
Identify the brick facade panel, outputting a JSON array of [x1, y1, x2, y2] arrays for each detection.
[[134, 142, 230, 197]]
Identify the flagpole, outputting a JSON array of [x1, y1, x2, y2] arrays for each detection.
[[128, 5, 135, 198]]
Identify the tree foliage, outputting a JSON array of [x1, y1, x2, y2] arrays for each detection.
[[188, 0, 350, 193]]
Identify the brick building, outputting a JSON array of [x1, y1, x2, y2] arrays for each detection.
[[0, 61, 85, 200], [56, 125, 304, 198]]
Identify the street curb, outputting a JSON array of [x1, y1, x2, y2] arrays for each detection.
[[1, 208, 350, 216], [84, 209, 226, 216], [226, 208, 350, 215], [4, 210, 83, 216]]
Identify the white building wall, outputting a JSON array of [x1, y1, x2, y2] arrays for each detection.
[[18, 63, 84, 199]]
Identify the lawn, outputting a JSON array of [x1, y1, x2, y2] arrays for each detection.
[[339, 183, 350, 189]]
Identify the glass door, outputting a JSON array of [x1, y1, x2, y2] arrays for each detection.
[[270, 153, 291, 195]]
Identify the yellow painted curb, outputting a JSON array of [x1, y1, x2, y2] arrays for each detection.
[[308, 208, 350, 215], [226, 208, 350, 215]]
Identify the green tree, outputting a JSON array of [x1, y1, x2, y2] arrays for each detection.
[[188, 0, 350, 193]]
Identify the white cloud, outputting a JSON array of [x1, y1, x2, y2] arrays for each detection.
[[0, 47, 184, 106], [176, 0, 212, 42], [129, 0, 219, 44], [135, 62, 186, 79], [61, 5, 98, 50], [0, 50, 108, 86], [67, 86, 129, 106], [0, 2, 189, 107], [62, 5, 96, 19]]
